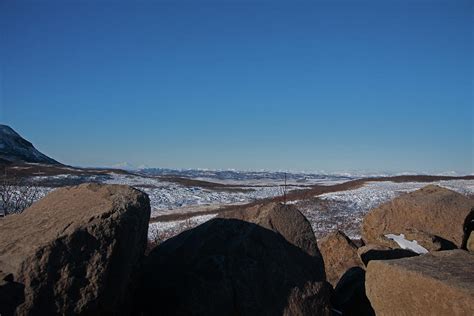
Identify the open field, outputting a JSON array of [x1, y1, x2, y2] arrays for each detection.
[[2, 162, 473, 242]]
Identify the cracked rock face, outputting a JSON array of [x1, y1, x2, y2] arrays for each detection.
[[0, 183, 150, 315]]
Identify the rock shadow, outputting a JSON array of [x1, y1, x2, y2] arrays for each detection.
[[136, 218, 330, 316]]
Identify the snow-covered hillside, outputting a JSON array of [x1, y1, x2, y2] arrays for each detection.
[[0, 125, 60, 164], [141, 168, 354, 186], [300, 179, 474, 239], [9, 169, 474, 243], [32, 173, 306, 216], [102, 174, 304, 216]]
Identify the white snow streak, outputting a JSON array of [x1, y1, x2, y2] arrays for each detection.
[[385, 233, 429, 254]]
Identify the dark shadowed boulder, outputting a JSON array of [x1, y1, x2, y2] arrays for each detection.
[[463, 208, 474, 251], [0, 183, 150, 315], [366, 250, 474, 315], [0, 271, 24, 316], [318, 230, 363, 286], [357, 244, 418, 266], [137, 218, 332, 316], [331, 267, 375, 316], [362, 185, 474, 248], [221, 202, 321, 258]]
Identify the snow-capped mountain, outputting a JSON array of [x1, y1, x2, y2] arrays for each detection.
[[110, 162, 149, 171], [110, 162, 137, 170], [0, 125, 60, 164]]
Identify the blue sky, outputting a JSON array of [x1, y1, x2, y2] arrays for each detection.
[[1, 0, 472, 173]]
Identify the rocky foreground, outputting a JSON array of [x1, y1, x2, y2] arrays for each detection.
[[0, 183, 473, 315]]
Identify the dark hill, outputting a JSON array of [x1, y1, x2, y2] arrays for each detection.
[[0, 125, 60, 165]]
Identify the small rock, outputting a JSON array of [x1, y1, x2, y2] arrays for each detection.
[[362, 185, 474, 248], [319, 230, 363, 286], [463, 208, 474, 251], [351, 238, 365, 248], [467, 231, 474, 252], [332, 267, 375, 316]]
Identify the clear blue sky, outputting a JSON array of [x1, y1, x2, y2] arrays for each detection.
[[1, 0, 472, 173]]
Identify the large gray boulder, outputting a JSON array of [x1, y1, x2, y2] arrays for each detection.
[[366, 250, 474, 315], [318, 230, 363, 286], [0, 183, 150, 315], [362, 185, 474, 248], [0, 271, 24, 316], [221, 202, 321, 258], [137, 218, 332, 316]]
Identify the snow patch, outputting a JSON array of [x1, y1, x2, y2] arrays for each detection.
[[303, 180, 474, 239], [318, 181, 426, 214], [318, 180, 474, 215], [385, 233, 429, 254], [102, 173, 303, 214], [148, 214, 217, 240]]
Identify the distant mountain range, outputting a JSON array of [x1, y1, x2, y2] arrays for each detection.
[[0, 125, 60, 165], [110, 162, 149, 171]]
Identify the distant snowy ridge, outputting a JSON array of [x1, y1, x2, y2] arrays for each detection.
[[318, 180, 474, 215], [141, 168, 355, 186], [141, 167, 472, 178], [109, 162, 149, 171]]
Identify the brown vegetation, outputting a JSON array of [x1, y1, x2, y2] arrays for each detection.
[[0, 162, 131, 179], [151, 174, 474, 224]]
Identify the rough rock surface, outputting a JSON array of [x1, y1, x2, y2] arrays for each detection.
[[332, 267, 375, 316], [366, 250, 474, 315], [137, 218, 332, 316], [0, 183, 150, 315], [221, 202, 321, 257], [362, 185, 474, 248], [361, 235, 400, 249], [357, 244, 418, 266], [318, 230, 363, 286], [0, 271, 24, 316], [403, 229, 457, 252]]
